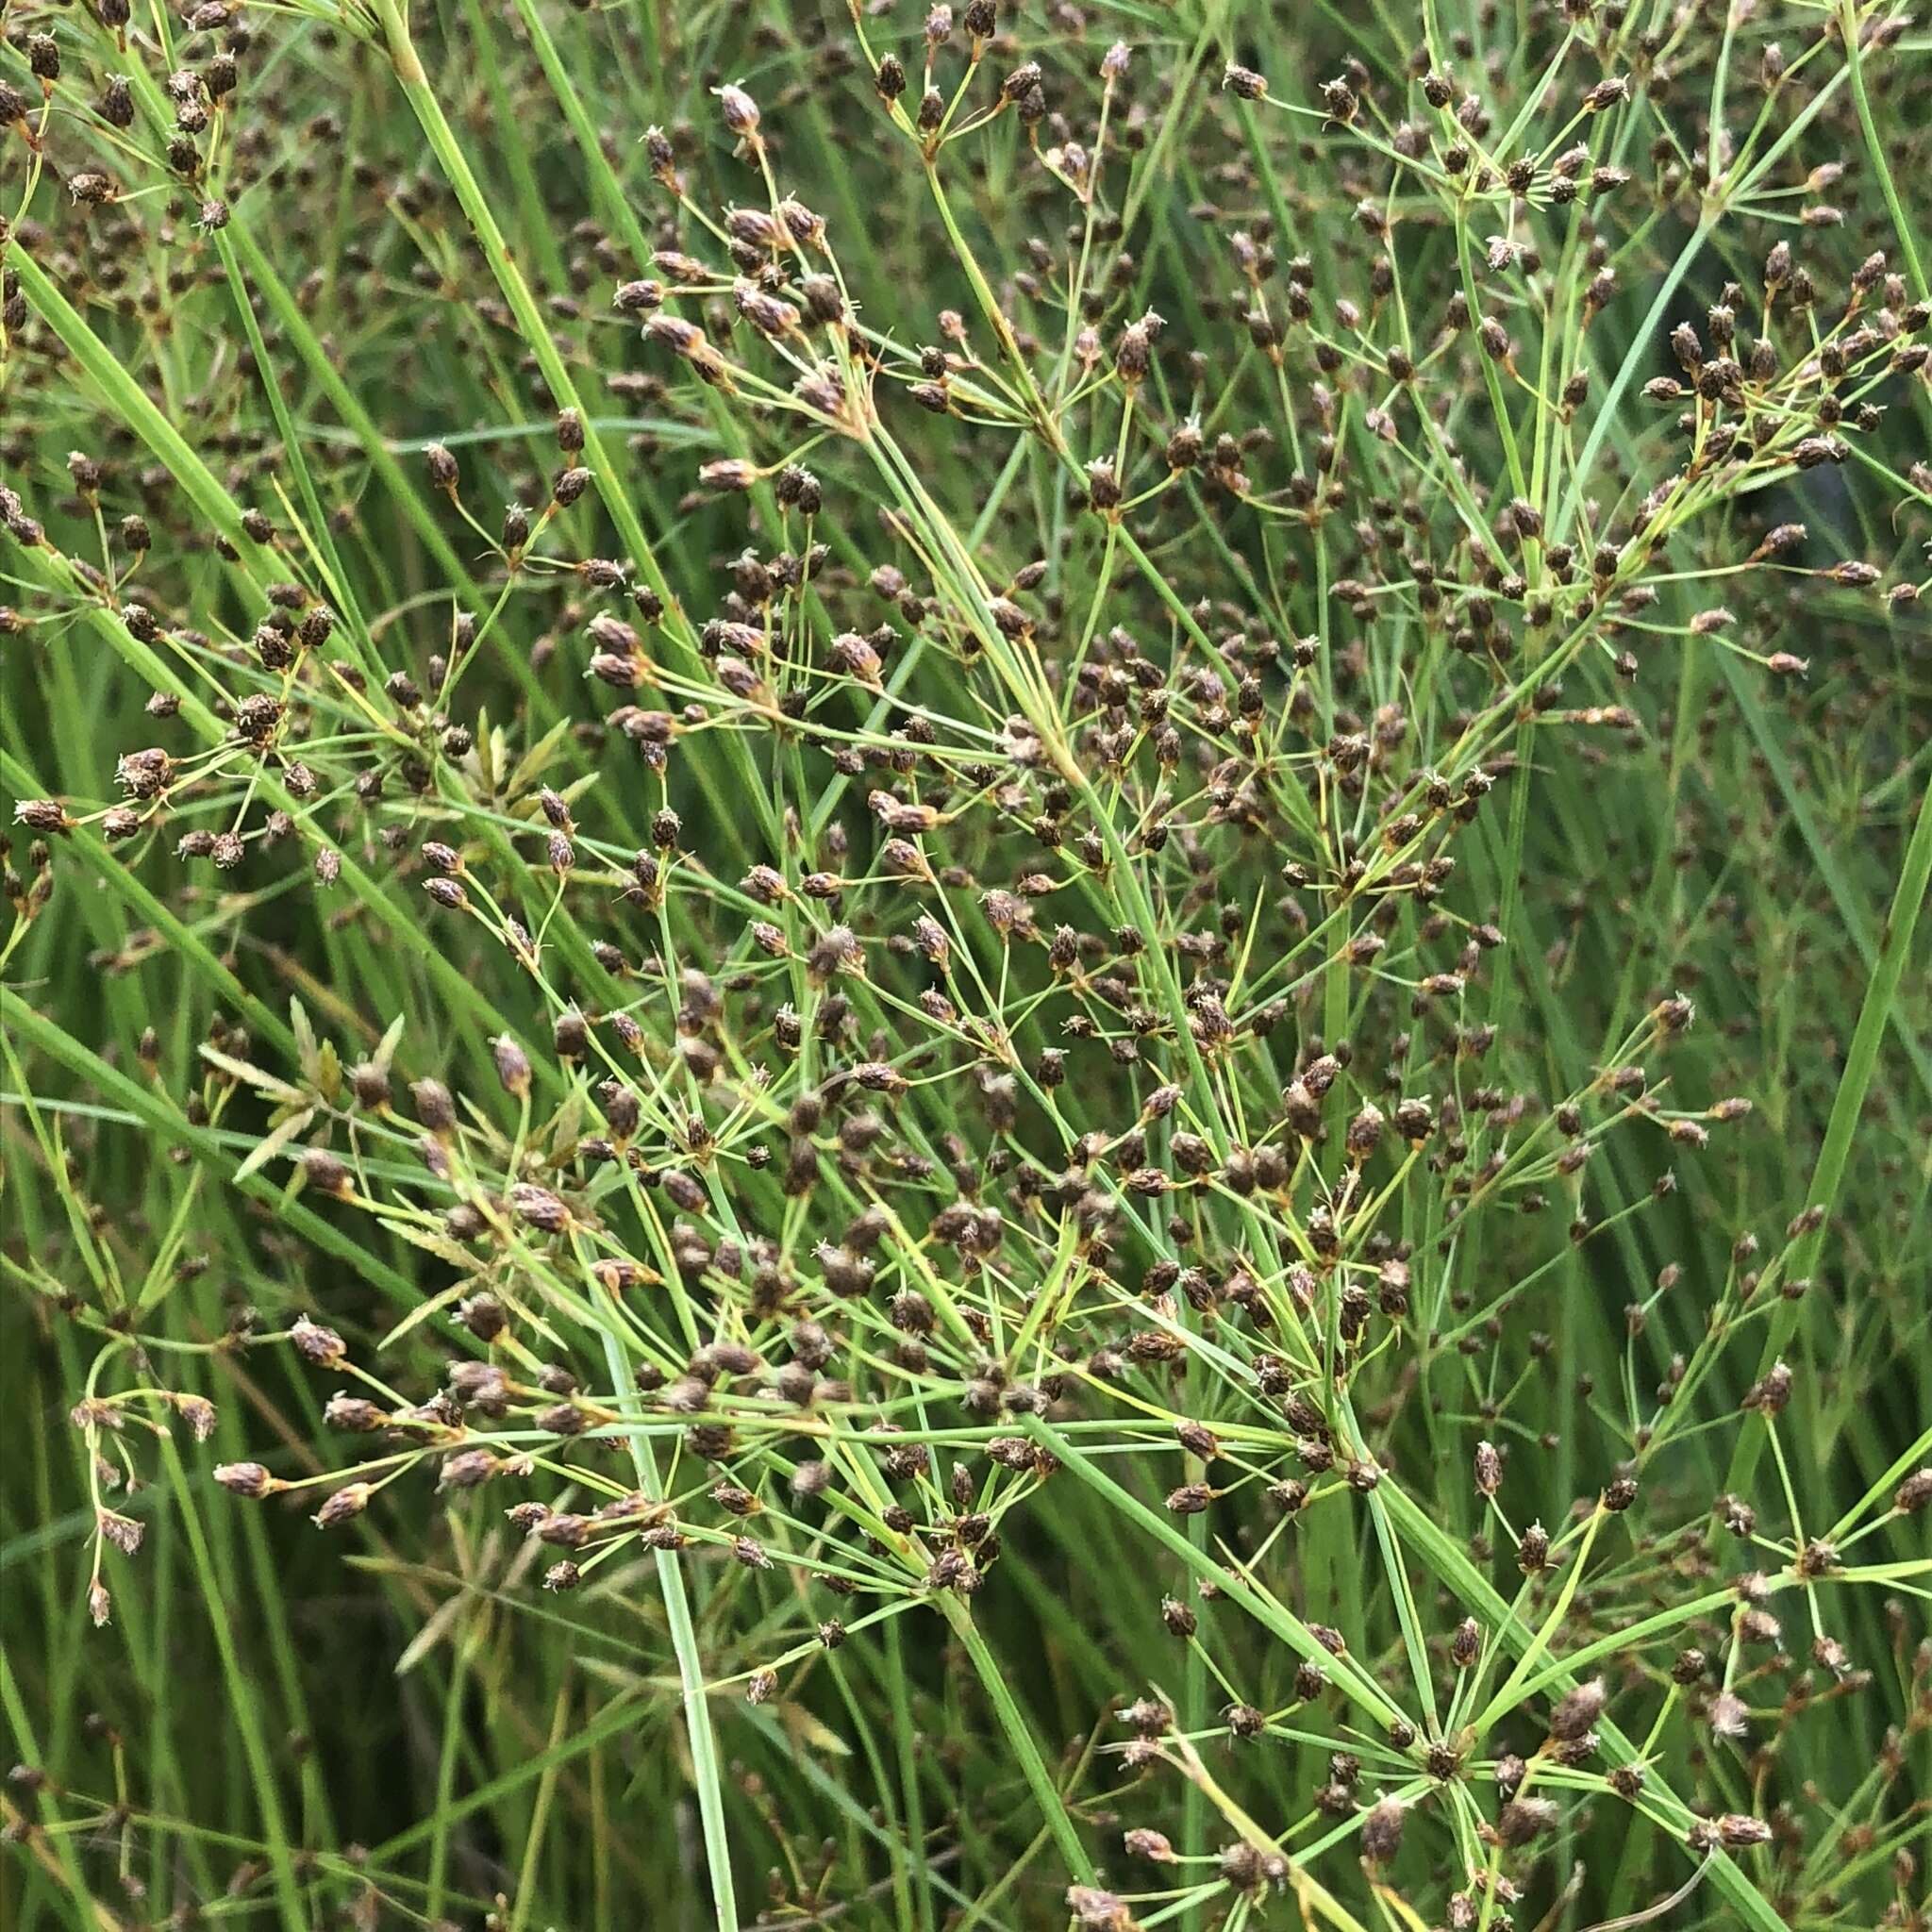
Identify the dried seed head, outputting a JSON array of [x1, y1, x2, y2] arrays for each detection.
[[312, 1482, 372, 1529], [509, 1183, 571, 1233], [714, 83, 760, 137], [213, 1461, 276, 1498], [324, 1393, 387, 1433], [291, 1316, 346, 1366], [1495, 1798, 1558, 1847], [492, 1035, 533, 1096], [1361, 1796, 1406, 1862], [1548, 1677, 1606, 1741]]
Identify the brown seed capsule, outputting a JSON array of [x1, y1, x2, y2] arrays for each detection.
[[324, 1393, 386, 1433], [1122, 1826, 1174, 1863], [312, 1482, 372, 1528], [1742, 1360, 1792, 1414], [535, 1511, 591, 1549], [714, 83, 760, 137], [1319, 77, 1357, 121], [164, 1394, 213, 1442], [13, 800, 72, 835], [1495, 1798, 1558, 1847], [214, 1461, 277, 1498], [509, 1183, 570, 1232], [492, 1036, 532, 1097], [1548, 1678, 1605, 1741], [1361, 1796, 1406, 1862]]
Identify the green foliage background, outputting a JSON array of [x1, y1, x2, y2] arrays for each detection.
[[3, 0, 1929, 1927]]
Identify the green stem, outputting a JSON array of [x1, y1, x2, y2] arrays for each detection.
[[1724, 770, 1932, 1497], [1840, 0, 1928, 304], [934, 1592, 1097, 1886], [595, 1333, 740, 1930]]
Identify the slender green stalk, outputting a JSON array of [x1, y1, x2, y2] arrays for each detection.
[[1725, 771, 1932, 1496], [595, 1334, 740, 1930]]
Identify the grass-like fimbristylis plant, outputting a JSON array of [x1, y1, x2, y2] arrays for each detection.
[[4, 0, 1929, 1928]]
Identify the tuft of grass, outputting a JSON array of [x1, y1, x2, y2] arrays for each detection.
[[3, 1, 1929, 1928]]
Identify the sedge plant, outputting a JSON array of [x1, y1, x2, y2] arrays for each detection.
[[2, 0, 1929, 1928]]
